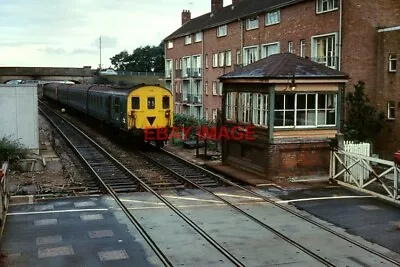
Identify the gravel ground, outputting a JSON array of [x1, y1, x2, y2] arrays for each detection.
[[7, 113, 91, 196]]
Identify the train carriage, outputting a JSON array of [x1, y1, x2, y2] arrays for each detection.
[[43, 82, 173, 147]]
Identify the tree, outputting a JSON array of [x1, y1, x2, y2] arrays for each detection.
[[343, 81, 385, 142], [110, 43, 164, 72]]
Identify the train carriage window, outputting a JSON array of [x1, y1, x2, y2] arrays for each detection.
[[147, 97, 155, 109], [132, 97, 140, 109], [162, 96, 170, 109], [114, 97, 120, 112]]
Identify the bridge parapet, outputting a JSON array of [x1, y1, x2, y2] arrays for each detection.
[[0, 66, 92, 77]]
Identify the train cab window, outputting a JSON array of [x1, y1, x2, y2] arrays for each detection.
[[162, 96, 170, 109], [132, 97, 140, 109], [114, 98, 120, 112], [147, 97, 155, 109]]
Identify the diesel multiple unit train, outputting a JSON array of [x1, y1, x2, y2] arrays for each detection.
[[42, 83, 173, 147]]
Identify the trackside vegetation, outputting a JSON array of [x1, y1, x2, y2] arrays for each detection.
[[0, 136, 27, 162]]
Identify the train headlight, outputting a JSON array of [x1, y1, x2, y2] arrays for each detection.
[[165, 110, 170, 118]]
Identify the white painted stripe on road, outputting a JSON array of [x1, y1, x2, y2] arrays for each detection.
[[120, 199, 165, 205], [163, 195, 224, 203], [7, 208, 108, 216], [276, 195, 376, 204], [215, 193, 263, 200]]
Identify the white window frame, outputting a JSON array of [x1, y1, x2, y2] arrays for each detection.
[[238, 93, 252, 123], [225, 50, 232, 66], [217, 25, 227, 37], [219, 52, 225, 67], [205, 108, 209, 121], [388, 101, 396, 119], [205, 81, 208, 95], [212, 81, 217, 95], [212, 53, 218, 67], [389, 54, 397, 72], [182, 56, 191, 77], [184, 35, 192, 45], [165, 59, 172, 78], [316, 0, 338, 14], [218, 82, 223, 95], [212, 109, 218, 122], [288, 41, 293, 53], [167, 41, 173, 49], [236, 50, 241, 65], [252, 93, 268, 127], [300, 39, 306, 57], [243, 45, 259, 66], [265, 10, 280, 26], [311, 32, 338, 69], [246, 17, 259, 30], [195, 32, 202, 42], [274, 93, 337, 129], [261, 42, 280, 59]]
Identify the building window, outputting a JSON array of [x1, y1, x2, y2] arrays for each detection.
[[388, 101, 395, 119], [195, 32, 202, 42], [179, 59, 182, 70], [226, 92, 237, 121], [212, 109, 218, 122], [243, 46, 259, 66], [274, 93, 337, 128], [252, 93, 268, 126], [205, 108, 209, 121], [167, 41, 173, 49], [217, 25, 227, 37], [205, 54, 208, 68], [182, 57, 191, 77], [389, 54, 397, 72], [212, 81, 217, 95], [165, 59, 172, 78], [312, 33, 337, 69], [288, 41, 293, 53], [219, 52, 225, 67], [236, 50, 241, 65], [261, 42, 280, 58], [238, 93, 252, 123], [225, 51, 232, 66], [300, 39, 306, 57], [179, 82, 182, 93], [205, 81, 208, 95], [219, 82, 223, 95], [212, 53, 218, 67], [266, 10, 280, 25], [184, 35, 192, 45], [316, 0, 338, 13], [246, 17, 259, 30]]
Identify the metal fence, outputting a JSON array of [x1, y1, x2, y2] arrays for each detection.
[[116, 71, 164, 76]]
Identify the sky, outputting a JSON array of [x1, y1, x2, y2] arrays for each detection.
[[0, 0, 232, 69]]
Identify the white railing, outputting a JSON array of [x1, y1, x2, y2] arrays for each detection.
[[330, 144, 399, 202]]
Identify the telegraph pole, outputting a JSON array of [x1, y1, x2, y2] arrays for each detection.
[[99, 36, 102, 70]]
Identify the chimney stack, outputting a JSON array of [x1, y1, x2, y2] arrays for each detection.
[[211, 0, 223, 13], [181, 10, 191, 25], [232, 0, 242, 5]]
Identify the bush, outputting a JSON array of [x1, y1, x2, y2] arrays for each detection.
[[0, 136, 27, 162], [173, 113, 215, 141]]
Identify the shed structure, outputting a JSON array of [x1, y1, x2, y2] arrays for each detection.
[[0, 85, 39, 154], [219, 53, 349, 179]]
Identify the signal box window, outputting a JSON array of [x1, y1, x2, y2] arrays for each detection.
[[162, 96, 170, 109], [132, 97, 140, 109], [147, 97, 155, 109]]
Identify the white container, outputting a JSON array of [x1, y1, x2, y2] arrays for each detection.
[[0, 85, 39, 154]]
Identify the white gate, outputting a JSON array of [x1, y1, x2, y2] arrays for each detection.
[[344, 141, 370, 183], [330, 142, 399, 203]]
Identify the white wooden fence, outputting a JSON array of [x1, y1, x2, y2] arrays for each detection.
[[344, 141, 371, 183]]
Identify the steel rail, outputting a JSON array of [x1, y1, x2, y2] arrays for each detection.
[[39, 103, 245, 267], [39, 104, 173, 266], [159, 147, 400, 266], [140, 150, 335, 267]]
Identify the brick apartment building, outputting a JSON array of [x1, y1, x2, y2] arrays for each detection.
[[164, 0, 399, 159]]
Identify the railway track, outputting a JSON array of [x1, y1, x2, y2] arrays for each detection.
[[140, 147, 400, 267], [39, 102, 400, 266]]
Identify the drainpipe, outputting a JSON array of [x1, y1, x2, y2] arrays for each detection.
[[202, 30, 205, 120], [338, 0, 343, 71]]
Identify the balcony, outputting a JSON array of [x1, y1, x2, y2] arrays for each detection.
[[165, 70, 172, 79], [182, 93, 202, 105], [182, 68, 191, 79], [190, 68, 202, 78], [310, 56, 339, 70]]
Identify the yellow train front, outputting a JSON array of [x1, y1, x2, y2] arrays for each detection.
[[87, 83, 173, 147]]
